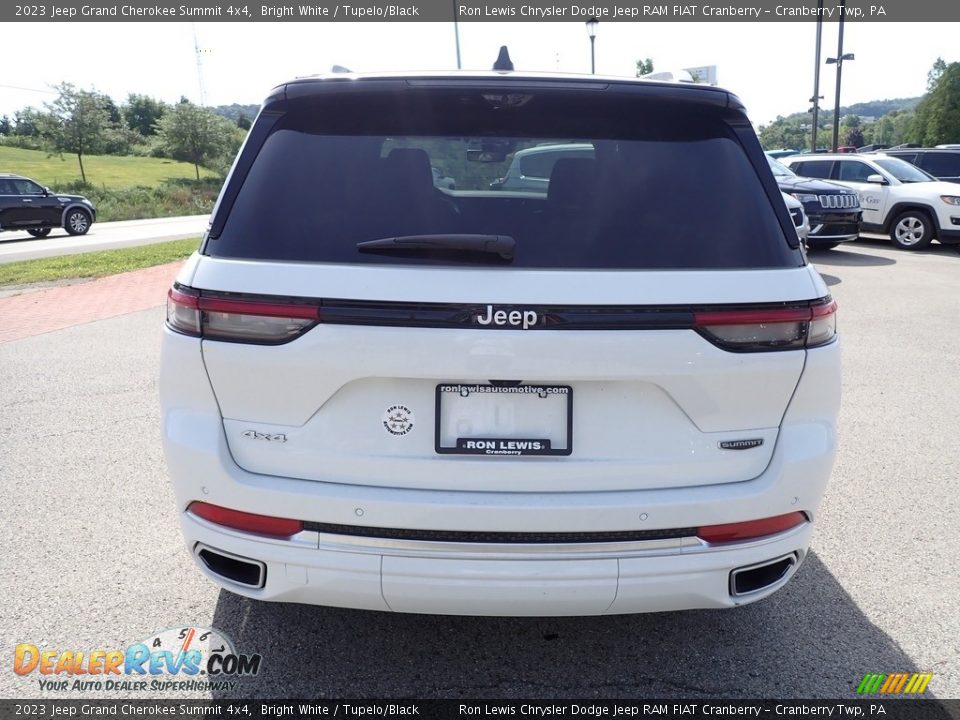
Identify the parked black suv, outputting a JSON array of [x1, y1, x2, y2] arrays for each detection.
[[0, 174, 97, 237], [879, 148, 960, 184], [767, 156, 861, 249]]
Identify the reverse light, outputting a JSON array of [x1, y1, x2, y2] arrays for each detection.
[[694, 299, 837, 352], [188, 501, 304, 538], [166, 285, 319, 344], [697, 512, 807, 544], [940, 195, 960, 206]]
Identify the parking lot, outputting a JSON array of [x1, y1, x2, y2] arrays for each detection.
[[0, 239, 958, 700]]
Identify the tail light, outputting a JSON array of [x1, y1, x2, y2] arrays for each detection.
[[188, 501, 303, 538], [694, 299, 837, 352], [697, 512, 807, 544], [166, 284, 319, 344]]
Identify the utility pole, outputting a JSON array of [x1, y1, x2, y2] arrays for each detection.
[[452, 0, 462, 69], [810, 0, 824, 152], [192, 23, 207, 106]]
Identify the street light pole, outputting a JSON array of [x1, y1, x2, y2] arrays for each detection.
[[811, 0, 824, 151], [452, 0, 461, 69], [828, 3, 855, 152], [585, 18, 599, 74]]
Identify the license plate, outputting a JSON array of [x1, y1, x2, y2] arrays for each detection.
[[435, 383, 572, 456]]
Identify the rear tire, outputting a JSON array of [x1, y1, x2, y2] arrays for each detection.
[[889, 210, 933, 250], [64, 209, 92, 236], [27, 228, 52, 238]]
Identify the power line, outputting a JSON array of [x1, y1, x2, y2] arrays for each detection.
[[0, 84, 56, 95]]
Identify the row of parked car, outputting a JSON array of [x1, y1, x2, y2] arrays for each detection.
[[776, 150, 960, 250], [474, 142, 959, 252]]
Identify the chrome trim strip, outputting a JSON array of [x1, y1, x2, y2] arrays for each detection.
[[186, 513, 810, 562], [316, 533, 703, 559]]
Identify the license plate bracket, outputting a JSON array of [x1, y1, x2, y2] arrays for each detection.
[[434, 383, 573, 456]]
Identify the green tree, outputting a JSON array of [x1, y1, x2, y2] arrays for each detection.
[[864, 115, 895, 146], [927, 57, 947, 92], [912, 62, 960, 146], [157, 102, 234, 179], [889, 110, 915, 146], [635, 58, 654, 76], [840, 114, 864, 147], [0, 115, 11, 136], [236, 112, 252, 131], [43, 83, 111, 184], [758, 116, 808, 150], [123, 94, 168, 136], [12, 108, 44, 137]]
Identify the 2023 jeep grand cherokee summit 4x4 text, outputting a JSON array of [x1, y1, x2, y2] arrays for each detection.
[[160, 71, 840, 616]]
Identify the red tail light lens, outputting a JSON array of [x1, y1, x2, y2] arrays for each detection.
[[166, 286, 201, 336], [697, 512, 807, 544], [188, 501, 304, 538], [694, 299, 836, 352], [166, 285, 319, 344]]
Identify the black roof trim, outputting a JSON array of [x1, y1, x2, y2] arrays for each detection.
[[265, 74, 741, 113]]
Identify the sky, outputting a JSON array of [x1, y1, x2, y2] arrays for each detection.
[[2, 21, 957, 126]]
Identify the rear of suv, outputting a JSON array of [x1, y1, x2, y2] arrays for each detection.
[[161, 71, 840, 616]]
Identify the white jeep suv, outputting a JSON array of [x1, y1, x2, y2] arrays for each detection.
[[784, 153, 960, 250], [160, 71, 841, 616]]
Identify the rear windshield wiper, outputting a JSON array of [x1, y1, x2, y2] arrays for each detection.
[[357, 234, 515, 260]]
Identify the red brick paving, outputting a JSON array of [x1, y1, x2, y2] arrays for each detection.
[[0, 261, 182, 343]]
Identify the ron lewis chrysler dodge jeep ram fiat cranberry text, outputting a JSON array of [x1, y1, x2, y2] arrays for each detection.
[[160, 69, 840, 616]]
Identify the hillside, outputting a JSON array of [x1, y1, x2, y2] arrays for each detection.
[[212, 103, 260, 124], [0, 145, 217, 189], [776, 97, 921, 124]]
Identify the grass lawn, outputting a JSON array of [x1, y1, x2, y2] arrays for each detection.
[[0, 238, 200, 286], [0, 145, 217, 189]]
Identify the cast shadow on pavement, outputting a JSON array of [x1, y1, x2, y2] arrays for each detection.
[[808, 247, 896, 267], [210, 552, 949, 707]]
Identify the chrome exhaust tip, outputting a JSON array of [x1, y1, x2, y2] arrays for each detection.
[[729, 553, 798, 597], [195, 544, 266, 589]]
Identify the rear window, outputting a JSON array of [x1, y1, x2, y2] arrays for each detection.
[[922, 152, 960, 176], [791, 160, 834, 179], [207, 89, 797, 270]]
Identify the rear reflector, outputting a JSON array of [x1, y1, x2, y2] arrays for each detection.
[[697, 512, 807, 544], [188, 501, 304, 538], [694, 300, 836, 352], [167, 285, 318, 344]]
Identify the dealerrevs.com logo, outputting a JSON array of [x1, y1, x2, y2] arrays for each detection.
[[14, 626, 261, 693]]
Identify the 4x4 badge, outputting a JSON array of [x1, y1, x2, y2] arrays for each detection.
[[242, 430, 287, 443]]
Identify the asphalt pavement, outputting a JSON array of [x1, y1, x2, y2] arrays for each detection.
[[0, 239, 958, 701], [0, 214, 208, 264]]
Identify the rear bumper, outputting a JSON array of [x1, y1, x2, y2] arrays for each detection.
[[184, 513, 811, 615], [161, 330, 840, 615]]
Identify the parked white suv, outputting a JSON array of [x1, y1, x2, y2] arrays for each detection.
[[161, 70, 840, 616], [784, 153, 960, 250]]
